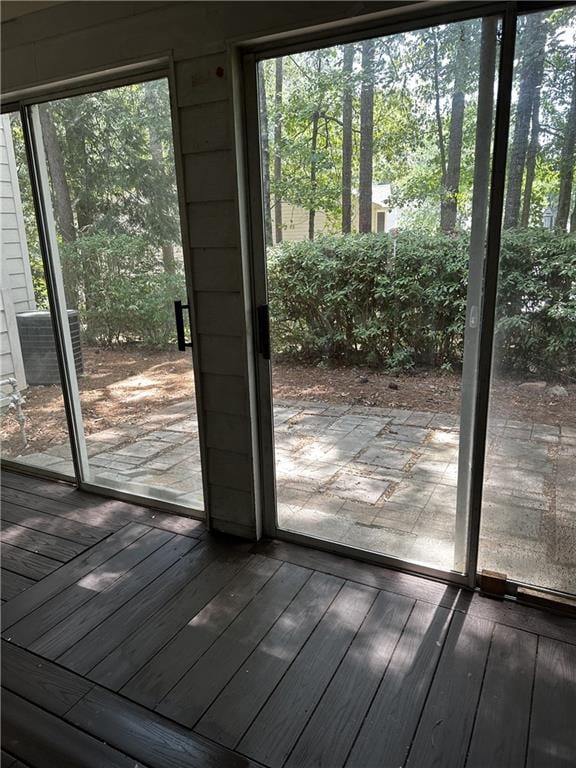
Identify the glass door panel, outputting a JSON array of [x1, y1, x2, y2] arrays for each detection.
[[257, 16, 500, 573], [32, 79, 204, 512], [0, 111, 74, 478], [479, 7, 576, 594]]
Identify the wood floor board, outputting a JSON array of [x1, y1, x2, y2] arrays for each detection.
[[237, 580, 378, 768], [254, 538, 462, 609], [346, 600, 452, 768], [257, 539, 576, 646], [405, 611, 493, 768], [285, 589, 415, 768], [1, 485, 122, 532], [67, 685, 261, 768], [57, 541, 219, 675], [2, 522, 150, 629], [527, 637, 576, 768], [157, 562, 313, 728], [195, 570, 343, 749], [121, 553, 282, 707], [31, 535, 197, 660], [1, 501, 109, 546], [89, 551, 256, 690], [2, 640, 93, 716], [2, 472, 205, 538], [2, 689, 149, 768], [1, 570, 35, 602], [0, 520, 87, 562], [466, 623, 537, 768], [0, 542, 60, 581], [6, 528, 174, 648]]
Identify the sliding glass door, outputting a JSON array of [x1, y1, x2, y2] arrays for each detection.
[[479, 6, 576, 595], [253, 14, 501, 577], [251, 3, 576, 592], [1, 76, 205, 514]]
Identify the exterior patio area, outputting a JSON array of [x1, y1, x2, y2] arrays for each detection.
[[14, 398, 576, 594]]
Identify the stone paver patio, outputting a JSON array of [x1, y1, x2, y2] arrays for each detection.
[[13, 398, 576, 593]]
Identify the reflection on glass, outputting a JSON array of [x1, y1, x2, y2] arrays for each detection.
[[0, 112, 73, 477], [480, 8, 576, 594], [33, 79, 204, 511], [258, 17, 499, 571]]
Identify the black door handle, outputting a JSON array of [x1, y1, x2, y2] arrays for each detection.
[[174, 300, 192, 351], [257, 304, 271, 360]]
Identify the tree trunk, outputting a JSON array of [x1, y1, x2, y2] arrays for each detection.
[[273, 57, 283, 244], [440, 28, 468, 233], [341, 44, 355, 234], [38, 106, 76, 244], [359, 39, 375, 233], [144, 82, 176, 274], [258, 69, 273, 245], [504, 14, 546, 229], [570, 200, 576, 232], [308, 110, 320, 240], [520, 46, 545, 227], [556, 55, 576, 232], [431, 29, 447, 189]]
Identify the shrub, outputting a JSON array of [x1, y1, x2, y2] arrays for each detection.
[[60, 233, 186, 347], [268, 229, 576, 376]]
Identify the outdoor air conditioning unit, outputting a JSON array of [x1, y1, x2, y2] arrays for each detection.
[[16, 310, 83, 386]]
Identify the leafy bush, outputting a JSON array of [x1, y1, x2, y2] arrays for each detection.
[[268, 231, 469, 370], [268, 229, 576, 376], [494, 228, 576, 378], [61, 233, 186, 347]]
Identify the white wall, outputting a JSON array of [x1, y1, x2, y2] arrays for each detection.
[[0, 114, 36, 390], [1, 0, 406, 537]]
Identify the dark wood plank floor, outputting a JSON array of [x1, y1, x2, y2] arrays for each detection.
[[2, 470, 576, 768]]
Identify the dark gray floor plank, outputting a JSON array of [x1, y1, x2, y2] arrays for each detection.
[[0, 520, 86, 562], [1, 689, 147, 768], [7, 528, 174, 648], [1, 570, 35, 602], [286, 589, 415, 768], [467, 623, 537, 768], [195, 570, 343, 748], [89, 552, 257, 690], [257, 540, 576, 646], [2, 472, 205, 538], [1, 484, 122, 531], [2, 522, 149, 629], [1, 501, 108, 546], [527, 637, 576, 768], [121, 554, 282, 707], [1, 640, 93, 716], [66, 685, 261, 768], [31, 535, 196, 659], [405, 611, 493, 768], [157, 562, 312, 728], [237, 580, 378, 768], [255, 539, 462, 609], [346, 600, 452, 768], [0, 542, 60, 581], [57, 540, 219, 675]]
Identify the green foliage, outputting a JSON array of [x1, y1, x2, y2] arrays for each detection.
[[268, 230, 576, 376], [494, 228, 576, 377], [61, 233, 186, 347]]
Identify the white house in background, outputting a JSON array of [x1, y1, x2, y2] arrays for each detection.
[[1, 114, 36, 391], [270, 183, 401, 244]]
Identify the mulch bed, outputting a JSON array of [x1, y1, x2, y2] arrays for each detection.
[[2, 348, 573, 457]]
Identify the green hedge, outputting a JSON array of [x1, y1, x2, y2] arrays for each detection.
[[267, 229, 576, 376]]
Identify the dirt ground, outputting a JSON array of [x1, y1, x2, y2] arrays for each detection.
[[1, 348, 574, 456]]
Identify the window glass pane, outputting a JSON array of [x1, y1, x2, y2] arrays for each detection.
[[32, 79, 204, 511], [0, 111, 73, 477], [480, 7, 576, 593], [258, 16, 500, 572]]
